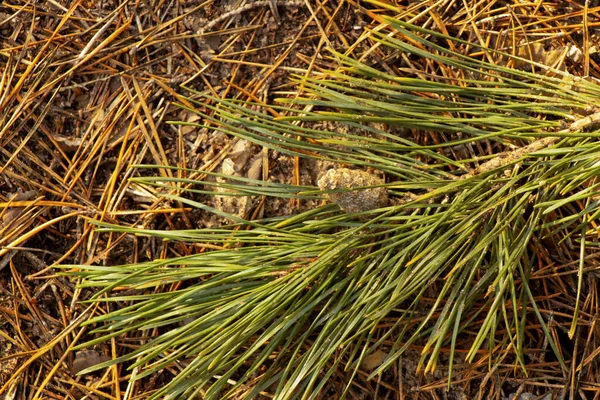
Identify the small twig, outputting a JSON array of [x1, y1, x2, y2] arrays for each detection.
[[387, 111, 600, 207], [465, 136, 556, 178], [465, 111, 600, 178], [198, 0, 305, 34]]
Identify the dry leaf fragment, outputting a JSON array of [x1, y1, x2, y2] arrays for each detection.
[[360, 349, 388, 371], [1, 190, 36, 229], [72, 350, 110, 375], [246, 156, 262, 181]]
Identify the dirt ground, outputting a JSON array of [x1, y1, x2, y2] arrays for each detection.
[[2, 0, 600, 399]]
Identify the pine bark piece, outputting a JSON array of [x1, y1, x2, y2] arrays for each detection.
[[317, 168, 388, 213]]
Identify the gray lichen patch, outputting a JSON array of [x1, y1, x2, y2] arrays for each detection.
[[317, 168, 388, 213]]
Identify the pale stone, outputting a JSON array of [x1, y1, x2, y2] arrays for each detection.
[[317, 168, 388, 213]]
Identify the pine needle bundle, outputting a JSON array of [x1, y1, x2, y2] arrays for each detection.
[[62, 15, 600, 400]]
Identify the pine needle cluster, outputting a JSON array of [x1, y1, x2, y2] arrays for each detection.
[[62, 14, 600, 400]]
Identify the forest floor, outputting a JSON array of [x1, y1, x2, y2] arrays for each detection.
[[1, 0, 599, 399]]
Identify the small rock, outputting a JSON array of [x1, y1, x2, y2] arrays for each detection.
[[317, 168, 388, 213]]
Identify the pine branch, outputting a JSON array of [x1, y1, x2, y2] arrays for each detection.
[[466, 110, 600, 178], [60, 15, 600, 400]]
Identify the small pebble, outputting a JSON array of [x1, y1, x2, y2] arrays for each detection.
[[317, 168, 388, 213]]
